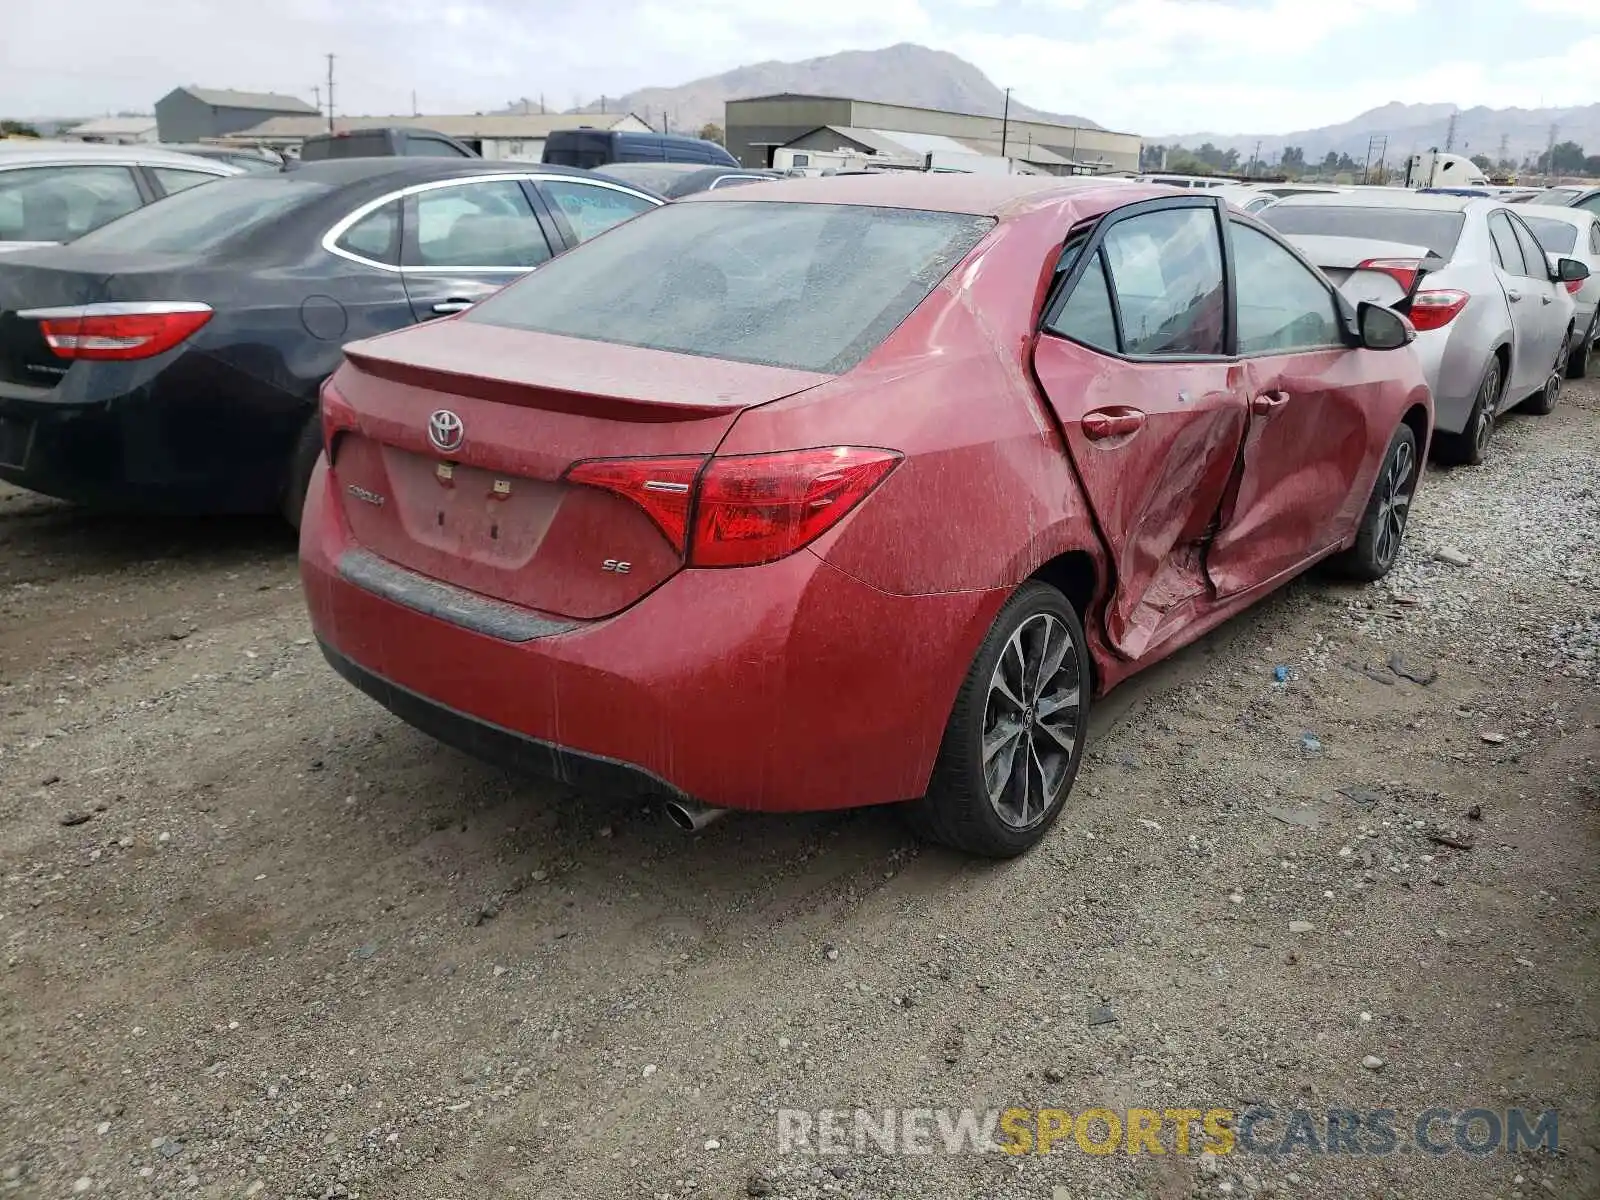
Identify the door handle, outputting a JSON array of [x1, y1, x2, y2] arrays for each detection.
[[1081, 409, 1146, 440], [432, 300, 474, 315], [1507, 290, 1523, 303], [1251, 391, 1290, 417], [1541, 293, 1553, 304]]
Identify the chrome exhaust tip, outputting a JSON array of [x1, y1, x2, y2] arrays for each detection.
[[663, 798, 729, 833]]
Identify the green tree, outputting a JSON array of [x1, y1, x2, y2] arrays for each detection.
[[1585, 155, 1600, 177], [1279, 145, 1306, 172], [1550, 140, 1586, 173], [698, 122, 724, 145], [0, 120, 40, 137], [1470, 153, 1493, 171]]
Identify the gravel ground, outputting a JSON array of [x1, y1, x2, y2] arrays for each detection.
[[1, 385, 1596, 1200]]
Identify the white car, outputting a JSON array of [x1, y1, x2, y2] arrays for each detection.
[[1516, 203, 1600, 378], [0, 141, 241, 253]]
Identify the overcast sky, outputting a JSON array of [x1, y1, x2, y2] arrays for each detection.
[[3, 0, 1596, 136]]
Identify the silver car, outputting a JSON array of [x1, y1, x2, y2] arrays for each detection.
[[0, 141, 241, 252], [1263, 192, 1584, 464], [1517, 204, 1600, 379]]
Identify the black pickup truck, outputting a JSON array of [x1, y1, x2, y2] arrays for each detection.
[[295, 127, 480, 163]]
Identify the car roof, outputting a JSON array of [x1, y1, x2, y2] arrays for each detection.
[[681, 173, 1168, 219], [0, 139, 240, 173], [282, 158, 610, 186], [1268, 189, 1480, 213]]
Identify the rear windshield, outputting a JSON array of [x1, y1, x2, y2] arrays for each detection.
[[1521, 215, 1577, 255], [466, 200, 995, 373], [598, 163, 697, 190], [70, 178, 329, 253], [1262, 205, 1466, 258]]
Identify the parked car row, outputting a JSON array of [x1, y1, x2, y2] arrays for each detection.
[[0, 166, 1584, 857], [1261, 189, 1593, 463]]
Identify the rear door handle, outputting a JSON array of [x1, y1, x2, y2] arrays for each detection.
[[1251, 391, 1290, 417], [1541, 293, 1553, 304], [1507, 290, 1523, 303], [432, 300, 475, 315], [1081, 409, 1146, 440]]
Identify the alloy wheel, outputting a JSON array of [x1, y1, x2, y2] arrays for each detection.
[[1547, 339, 1570, 408], [1473, 365, 1499, 456], [981, 613, 1083, 830], [1373, 437, 1416, 569]]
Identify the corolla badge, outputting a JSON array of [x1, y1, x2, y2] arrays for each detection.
[[428, 409, 465, 453]]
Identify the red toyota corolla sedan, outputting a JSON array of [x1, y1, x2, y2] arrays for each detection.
[[301, 175, 1431, 857]]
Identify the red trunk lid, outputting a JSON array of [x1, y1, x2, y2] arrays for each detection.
[[327, 321, 828, 619]]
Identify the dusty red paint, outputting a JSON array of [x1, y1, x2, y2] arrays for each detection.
[[302, 176, 1431, 814]]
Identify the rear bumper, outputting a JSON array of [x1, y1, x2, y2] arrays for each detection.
[[299, 457, 1007, 813], [0, 362, 305, 514]]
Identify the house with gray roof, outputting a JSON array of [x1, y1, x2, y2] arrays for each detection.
[[155, 87, 320, 144]]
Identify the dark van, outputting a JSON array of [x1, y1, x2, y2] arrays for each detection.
[[542, 129, 738, 169]]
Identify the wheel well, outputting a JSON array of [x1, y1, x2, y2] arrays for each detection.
[[1401, 402, 1429, 455], [1030, 550, 1097, 619], [1493, 343, 1510, 395]]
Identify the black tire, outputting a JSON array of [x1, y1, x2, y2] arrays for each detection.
[[1330, 423, 1418, 581], [281, 416, 323, 531], [902, 581, 1091, 858], [1566, 312, 1595, 380], [1434, 356, 1500, 466], [1523, 332, 1571, 415]]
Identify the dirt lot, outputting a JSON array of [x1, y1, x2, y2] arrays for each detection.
[[1, 386, 1596, 1200]]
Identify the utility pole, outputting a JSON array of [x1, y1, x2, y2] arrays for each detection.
[[1444, 111, 1458, 152], [411, 90, 418, 117], [1249, 138, 1261, 178], [1000, 87, 1012, 164], [325, 53, 336, 132], [1546, 122, 1559, 175], [310, 85, 321, 114]]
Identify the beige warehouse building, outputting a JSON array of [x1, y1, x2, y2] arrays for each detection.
[[726, 94, 1140, 175]]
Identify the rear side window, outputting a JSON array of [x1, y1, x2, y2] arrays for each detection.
[[71, 177, 329, 253], [151, 167, 220, 196], [1578, 194, 1600, 215], [1099, 207, 1226, 356], [403, 136, 471, 158], [1263, 205, 1466, 259], [0, 165, 142, 242], [1487, 212, 1523, 273], [467, 200, 994, 373], [336, 199, 401, 265], [1050, 251, 1118, 352], [538, 180, 656, 243]]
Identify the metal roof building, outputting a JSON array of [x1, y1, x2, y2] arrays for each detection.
[[726, 94, 1141, 174], [155, 87, 320, 144]]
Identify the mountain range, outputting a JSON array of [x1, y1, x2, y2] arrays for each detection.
[[492, 42, 1600, 171], [1168, 101, 1600, 166], [500, 44, 1099, 137]]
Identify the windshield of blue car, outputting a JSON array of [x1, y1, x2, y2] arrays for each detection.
[[70, 178, 330, 253], [1262, 205, 1466, 258], [467, 200, 996, 373], [1520, 215, 1577, 255]]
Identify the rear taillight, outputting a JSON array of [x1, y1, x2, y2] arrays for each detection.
[[563, 446, 901, 567], [20, 302, 212, 361], [1357, 258, 1421, 293], [1407, 289, 1470, 332], [564, 456, 703, 552]]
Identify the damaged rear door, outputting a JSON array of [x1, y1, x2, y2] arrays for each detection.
[[1031, 197, 1250, 660]]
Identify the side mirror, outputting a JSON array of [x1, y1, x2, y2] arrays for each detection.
[[1556, 256, 1590, 283], [1358, 301, 1415, 350]]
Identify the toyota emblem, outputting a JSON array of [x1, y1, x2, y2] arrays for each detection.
[[427, 409, 465, 454]]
